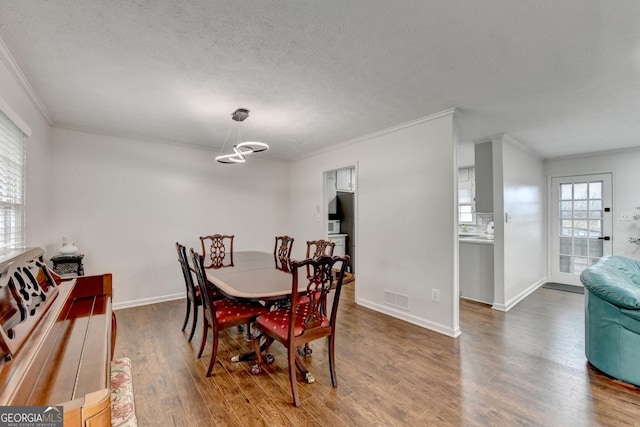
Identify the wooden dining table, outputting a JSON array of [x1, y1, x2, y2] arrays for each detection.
[[203, 250, 353, 378], [203, 251, 296, 301], [203, 250, 353, 301]]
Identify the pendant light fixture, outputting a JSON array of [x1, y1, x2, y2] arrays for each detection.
[[215, 108, 269, 164]]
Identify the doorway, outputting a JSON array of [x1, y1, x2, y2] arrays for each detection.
[[324, 167, 356, 273], [549, 173, 612, 285]]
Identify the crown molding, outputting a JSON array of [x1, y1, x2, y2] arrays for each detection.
[[474, 133, 543, 159], [0, 94, 32, 137], [301, 108, 457, 160], [0, 37, 52, 125], [52, 123, 218, 152]]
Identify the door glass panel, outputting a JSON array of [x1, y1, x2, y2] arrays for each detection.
[[574, 220, 588, 236], [589, 239, 603, 257], [556, 179, 606, 276], [589, 220, 602, 237], [559, 237, 572, 255], [574, 238, 587, 256], [574, 256, 589, 273], [574, 183, 588, 199], [589, 200, 602, 217]]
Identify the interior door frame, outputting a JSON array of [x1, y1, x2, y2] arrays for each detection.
[[548, 172, 613, 286], [323, 162, 358, 274]]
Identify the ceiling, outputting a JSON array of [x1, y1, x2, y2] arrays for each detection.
[[0, 1, 639, 161]]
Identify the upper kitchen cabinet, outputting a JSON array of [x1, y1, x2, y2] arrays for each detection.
[[336, 168, 355, 192], [474, 141, 493, 213]]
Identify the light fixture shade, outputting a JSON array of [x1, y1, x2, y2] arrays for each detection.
[[216, 109, 269, 164]]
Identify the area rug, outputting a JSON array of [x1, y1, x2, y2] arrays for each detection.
[[542, 282, 584, 294], [111, 357, 138, 427]]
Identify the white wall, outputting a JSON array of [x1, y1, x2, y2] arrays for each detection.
[[545, 148, 640, 259], [0, 52, 53, 248], [289, 111, 460, 337], [457, 141, 475, 168], [492, 135, 546, 310], [50, 128, 290, 307]]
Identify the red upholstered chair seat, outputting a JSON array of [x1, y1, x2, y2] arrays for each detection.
[[213, 298, 268, 325], [255, 303, 330, 341]]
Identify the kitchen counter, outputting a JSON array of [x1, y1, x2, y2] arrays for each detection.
[[459, 232, 494, 244]]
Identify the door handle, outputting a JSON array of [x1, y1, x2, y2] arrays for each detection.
[[598, 236, 611, 241]]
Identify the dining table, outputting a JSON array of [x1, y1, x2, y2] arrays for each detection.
[[203, 250, 353, 379], [204, 251, 297, 301], [203, 250, 353, 301]]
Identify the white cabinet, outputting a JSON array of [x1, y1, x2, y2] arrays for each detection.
[[459, 241, 494, 304], [336, 168, 354, 192], [328, 234, 346, 256]]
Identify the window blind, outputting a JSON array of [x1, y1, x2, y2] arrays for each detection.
[[0, 109, 25, 249]]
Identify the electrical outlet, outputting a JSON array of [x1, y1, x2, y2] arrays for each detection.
[[431, 289, 440, 303]]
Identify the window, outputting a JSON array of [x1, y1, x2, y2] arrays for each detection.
[[0, 109, 25, 249], [458, 168, 475, 224]]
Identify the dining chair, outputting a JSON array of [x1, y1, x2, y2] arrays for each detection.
[[199, 234, 234, 268], [274, 235, 295, 259], [190, 248, 269, 377], [176, 242, 201, 342], [274, 235, 294, 272], [306, 239, 335, 259], [252, 254, 350, 407]]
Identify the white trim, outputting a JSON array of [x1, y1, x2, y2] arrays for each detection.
[[475, 133, 543, 158], [356, 297, 462, 338], [501, 134, 543, 159], [0, 94, 32, 137], [53, 123, 220, 152], [550, 145, 640, 161], [300, 108, 457, 160], [491, 278, 546, 312], [0, 37, 51, 125], [113, 292, 184, 310]]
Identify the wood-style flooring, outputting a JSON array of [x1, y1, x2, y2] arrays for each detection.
[[113, 283, 640, 426]]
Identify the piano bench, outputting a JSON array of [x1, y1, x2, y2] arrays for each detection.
[[110, 357, 138, 427]]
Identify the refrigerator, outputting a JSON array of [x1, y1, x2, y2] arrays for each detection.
[[336, 191, 355, 273]]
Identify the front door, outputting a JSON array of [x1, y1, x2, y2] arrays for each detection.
[[550, 173, 612, 286]]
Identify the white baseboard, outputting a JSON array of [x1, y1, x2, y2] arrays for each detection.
[[492, 279, 546, 312], [355, 297, 461, 338], [113, 292, 185, 310]]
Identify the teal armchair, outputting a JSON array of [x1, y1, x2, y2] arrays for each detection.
[[580, 255, 640, 386]]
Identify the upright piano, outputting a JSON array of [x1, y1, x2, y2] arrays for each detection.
[[0, 247, 115, 427]]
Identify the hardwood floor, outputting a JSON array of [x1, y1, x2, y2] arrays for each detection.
[[113, 283, 640, 426]]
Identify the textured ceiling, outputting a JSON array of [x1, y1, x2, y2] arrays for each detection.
[[0, 1, 639, 160]]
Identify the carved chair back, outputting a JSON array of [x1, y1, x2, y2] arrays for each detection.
[[306, 239, 335, 259], [274, 235, 295, 259], [199, 234, 234, 268]]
